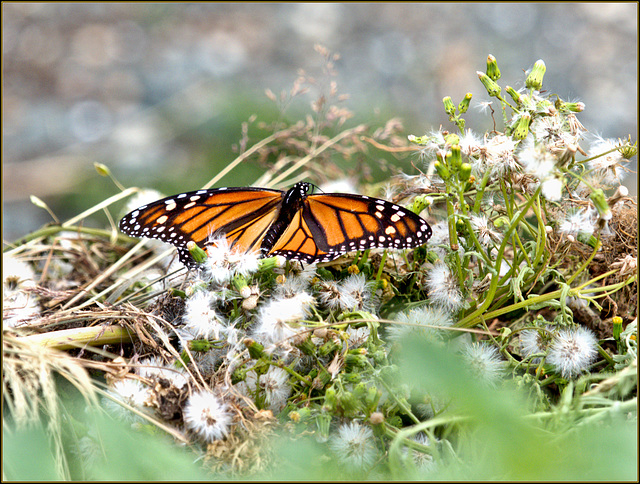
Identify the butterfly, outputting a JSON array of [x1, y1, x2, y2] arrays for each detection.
[[119, 182, 432, 267]]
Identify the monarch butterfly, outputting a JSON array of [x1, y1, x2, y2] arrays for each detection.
[[119, 182, 432, 267]]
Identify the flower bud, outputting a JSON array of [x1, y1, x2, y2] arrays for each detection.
[[577, 232, 599, 249], [525, 59, 546, 90], [444, 133, 460, 146], [288, 410, 301, 423], [512, 113, 531, 140], [443, 96, 456, 116], [589, 188, 612, 221], [369, 411, 385, 425], [365, 386, 381, 409], [187, 241, 208, 264], [318, 338, 341, 356], [434, 160, 450, 180], [612, 316, 623, 341], [557, 100, 585, 113], [410, 194, 430, 216], [233, 274, 249, 294], [244, 338, 266, 359], [458, 92, 472, 114], [313, 369, 332, 389], [486, 54, 501, 81], [459, 162, 472, 182], [258, 256, 282, 272], [294, 335, 317, 356], [408, 134, 429, 145], [337, 390, 361, 415], [447, 145, 462, 170], [505, 85, 522, 105], [322, 387, 337, 412], [94, 162, 111, 177], [345, 353, 368, 369], [189, 339, 216, 352], [618, 137, 637, 159], [494, 216, 508, 228], [477, 71, 501, 97]]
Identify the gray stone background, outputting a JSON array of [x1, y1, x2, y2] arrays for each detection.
[[3, 3, 637, 241]]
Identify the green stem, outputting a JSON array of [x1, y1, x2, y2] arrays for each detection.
[[566, 236, 602, 285], [458, 187, 541, 328]]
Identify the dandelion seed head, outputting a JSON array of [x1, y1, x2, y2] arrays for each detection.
[[253, 294, 313, 346], [3, 254, 36, 291], [339, 273, 376, 312], [519, 329, 550, 364], [318, 280, 344, 310], [461, 342, 505, 387], [459, 129, 482, 158], [183, 291, 227, 340], [318, 274, 375, 312], [559, 209, 596, 237], [547, 327, 598, 379], [203, 236, 260, 284], [329, 421, 377, 469], [518, 141, 557, 180], [425, 263, 464, 312], [388, 305, 453, 343], [407, 432, 436, 473], [184, 391, 233, 442], [273, 274, 311, 299], [426, 220, 464, 260], [479, 134, 519, 177], [345, 325, 371, 348], [2, 254, 40, 328], [531, 114, 582, 156], [73, 435, 103, 468], [245, 366, 292, 412], [587, 137, 626, 184]]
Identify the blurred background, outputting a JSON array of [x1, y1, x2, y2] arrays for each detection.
[[3, 3, 637, 242]]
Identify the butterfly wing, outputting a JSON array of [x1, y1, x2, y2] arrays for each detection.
[[264, 206, 334, 263], [119, 187, 284, 266], [266, 192, 432, 263]]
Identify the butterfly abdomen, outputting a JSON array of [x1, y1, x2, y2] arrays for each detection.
[[260, 183, 310, 254]]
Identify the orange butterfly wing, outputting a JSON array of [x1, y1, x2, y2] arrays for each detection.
[[267, 192, 432, 263], [119, 188, 283, 266]]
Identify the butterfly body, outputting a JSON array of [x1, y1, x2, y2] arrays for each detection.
[[119, 182, 431, 267]]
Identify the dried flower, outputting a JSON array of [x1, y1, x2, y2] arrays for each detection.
[[470, 214, 503, 246], [3, 254, 39, 328], [104, 379, 150, 423]]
